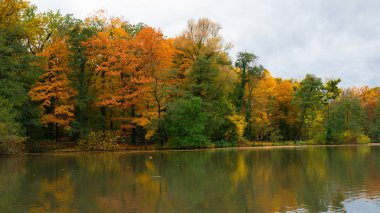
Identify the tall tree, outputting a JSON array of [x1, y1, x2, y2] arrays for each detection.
[[133, 27, 176, 145], [235, 52, 264, 140], [0, 0, 41, 136], [173, 18, 231, 78], [29, 37, 76, 142], [84, 17, 137, 131], [235, 52, 257, 112], [250, 70, 277, 141], [293, 74, 324, 141], [322, 79, 341, 142], [66, 19, 96, 138]]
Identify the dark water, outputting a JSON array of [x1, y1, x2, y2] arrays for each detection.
[[1, 146, 380, 212]]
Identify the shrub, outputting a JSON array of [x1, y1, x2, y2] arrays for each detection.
[[214, 140, 237, 148], [165, 97, 210, 148], [77, 131, 120, 151], [0, 97, 25, 155], [357, 134, 371, 144], [225, 114, 246, 142], [0, 135, 25, 155], [339, 131, 371, 144]]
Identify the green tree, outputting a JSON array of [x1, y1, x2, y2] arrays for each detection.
[[329, 92, 368, 143], [322, 79, 341, 142], [187, 56, 241, 143], [234, 52, 257, 112], [164, 96, 210, 148], [293, 74, 324, 141], [373, 97, 380, 142], [66, 20, 97, 139], [0, 0, 41, 137], [234, 52, 264, 140]]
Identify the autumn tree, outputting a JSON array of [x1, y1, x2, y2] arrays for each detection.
[[250, 70, 278, 141], [24, 8, 77, 55], [173, 18, 231, 80], [273, 79, 299, 141], [133, 27, 176, 145], [0, 0, 29, 27], [84, 16, 137, 132], [356, 87, 379, 140], [29, 37, 76, 142]]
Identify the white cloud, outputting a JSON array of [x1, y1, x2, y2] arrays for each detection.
[[30, 0, 380, 87]]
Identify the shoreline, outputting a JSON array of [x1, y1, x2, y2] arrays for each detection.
[[20, 143, 380, 156]]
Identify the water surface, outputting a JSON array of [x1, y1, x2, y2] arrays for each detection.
[[1, 146, 380, 212]]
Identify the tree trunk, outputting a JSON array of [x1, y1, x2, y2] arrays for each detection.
[[100, 106, 106, 131], [109, 110, 114, 130], [297, 107, 307, 142], [55, 123, 60, 143], [245, 85, 253, 140], [131, 105, 136, 145]]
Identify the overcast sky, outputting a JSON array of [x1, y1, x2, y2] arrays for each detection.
[[30, 0, 380, 87]]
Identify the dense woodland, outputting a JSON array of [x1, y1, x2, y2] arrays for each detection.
[[0, 0, 379, 154]]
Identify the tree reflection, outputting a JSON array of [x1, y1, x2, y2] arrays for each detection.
[[1, 147, 380, 212]]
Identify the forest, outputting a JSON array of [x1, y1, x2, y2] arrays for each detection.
[[0, 0, 379, 154]]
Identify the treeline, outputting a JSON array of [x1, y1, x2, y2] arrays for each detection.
[[0, 1, 379, 153]]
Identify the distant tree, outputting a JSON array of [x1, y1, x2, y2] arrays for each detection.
[[235, 51, 257, 112], [273, 79, 299, 141], [173, 18, 231, 75], [293, 74, 324, 141], [371, 97, 380, 142], [329, 92, 368, 143], [356, 87, 379, 140], [235, 52, 265, 140], [322, 79, 341, 142]]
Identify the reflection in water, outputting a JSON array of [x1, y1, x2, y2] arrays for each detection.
[[1, 146, 380, 212]]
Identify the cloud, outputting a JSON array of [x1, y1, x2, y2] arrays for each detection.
[[30, 0, 380, 87]]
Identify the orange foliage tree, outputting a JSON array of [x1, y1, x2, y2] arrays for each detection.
[[84, 16, 176, 144], [133, 27, 176, 142], [29, 36, 76, 141], [84, 19, 138, 131]]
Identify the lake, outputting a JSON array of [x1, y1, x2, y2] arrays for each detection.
[[1, 146, 380, 212]]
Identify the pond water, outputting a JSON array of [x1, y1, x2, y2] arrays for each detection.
[[1, 146, 380, 212]]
